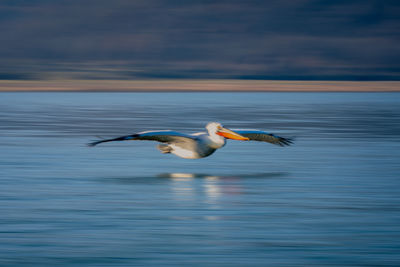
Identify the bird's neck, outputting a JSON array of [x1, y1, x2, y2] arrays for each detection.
[[208, 132, 226, 148]]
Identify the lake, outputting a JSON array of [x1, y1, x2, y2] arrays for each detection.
[[1, 92, 400, 266]]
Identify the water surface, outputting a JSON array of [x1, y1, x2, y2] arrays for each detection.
[[1, 92, 400, 266]]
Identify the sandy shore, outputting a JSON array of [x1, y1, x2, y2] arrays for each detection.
[[0, 80, 399, 92]]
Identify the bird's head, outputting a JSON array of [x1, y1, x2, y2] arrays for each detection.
[[206, 122, 249, 141]]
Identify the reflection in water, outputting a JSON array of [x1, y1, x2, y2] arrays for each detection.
[[158, 172, 288, 205], [170, 175, 195, 198], [161, 173, 196, 180], [102, 172, 287, 185], [204, 182, 221, 200], [157, 172, 287, 179]]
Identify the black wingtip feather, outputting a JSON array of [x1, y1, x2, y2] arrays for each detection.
[[87, 140, 105, 147], [86, 137, 119, 147], [87, 134, 139, 147], [278, 137, 294, 146]]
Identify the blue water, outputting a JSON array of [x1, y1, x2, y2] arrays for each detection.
[[1, 92, 400, 266]]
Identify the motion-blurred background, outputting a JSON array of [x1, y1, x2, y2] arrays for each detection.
[[1, 1, 400, 266], [1, 0, 399, 82]]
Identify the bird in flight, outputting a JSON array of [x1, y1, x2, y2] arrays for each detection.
[[88, 122, 292, 159]]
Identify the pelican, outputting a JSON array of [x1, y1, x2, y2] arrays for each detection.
[[88, 122, 292, 159]]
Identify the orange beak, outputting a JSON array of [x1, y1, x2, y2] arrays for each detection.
[[216, 127, 249, 141]]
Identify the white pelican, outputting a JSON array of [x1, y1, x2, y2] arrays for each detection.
[[88, 122, 292, 159]]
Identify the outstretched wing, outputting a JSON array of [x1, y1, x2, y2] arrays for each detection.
[[232, 130, 293, 147], [88, 130, 198, 147]]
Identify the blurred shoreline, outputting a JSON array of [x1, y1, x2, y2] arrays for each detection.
[[1, 79, 399, 92]]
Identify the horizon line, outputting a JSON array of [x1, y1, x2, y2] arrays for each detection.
[[1, 79, 399, 92]]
